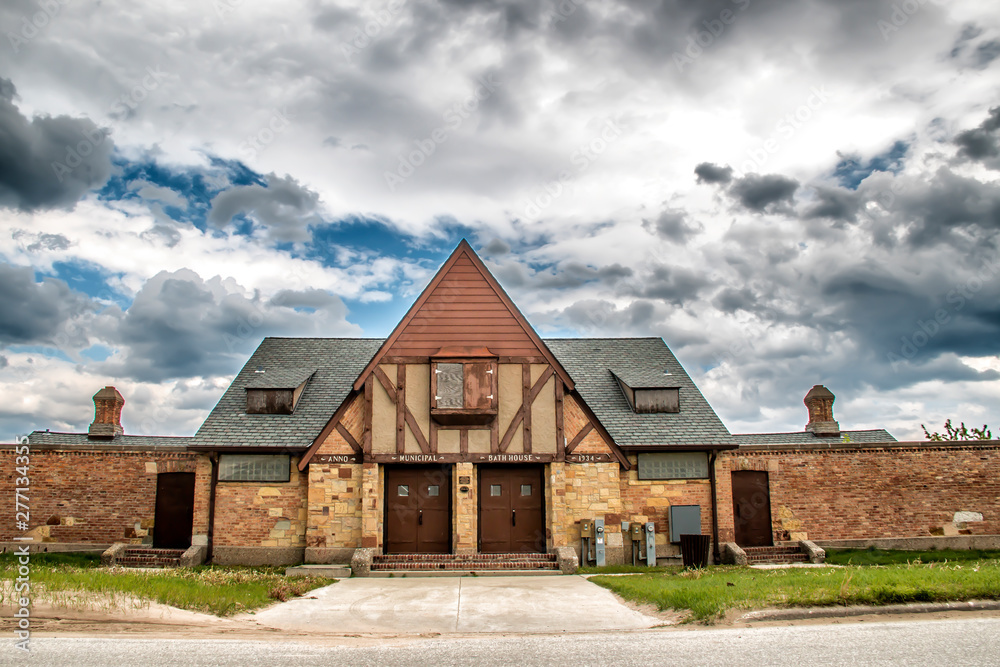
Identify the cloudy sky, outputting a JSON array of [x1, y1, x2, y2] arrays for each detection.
[[1, 0, 999, 441]]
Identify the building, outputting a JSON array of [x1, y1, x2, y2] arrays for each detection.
[[5, 241, 999, 566]]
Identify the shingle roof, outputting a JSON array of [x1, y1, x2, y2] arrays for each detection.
[[26, 431, 192, 448], [194, 338, 384, 450], [545, 337, 738, 449], [244, 367, 316, 389], [734, 429, 897, 445]]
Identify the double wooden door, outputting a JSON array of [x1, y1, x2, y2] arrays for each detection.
[[384, 466, 451, 554], [479, 466, 545, 553]]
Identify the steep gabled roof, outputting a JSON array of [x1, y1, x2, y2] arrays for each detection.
[[546, 337, 737, 449], [194, 337, 383, 450], [353, 239, 574, 391]]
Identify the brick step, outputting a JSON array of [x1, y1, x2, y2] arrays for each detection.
[[372, 561, 560, 571], [122, 548, 187, 557], [374, 553, 556, 563], [743, 546, 802, 554], [116, 558, 181, 568], [116, 547, 186, 568], [747, 554, 808, 562]]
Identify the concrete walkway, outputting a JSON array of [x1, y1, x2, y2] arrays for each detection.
[[249, 575, 664, 634]]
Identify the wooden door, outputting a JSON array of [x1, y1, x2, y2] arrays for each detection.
[[731, 471, 773, 547], [479, 466, 545, 553], [384, 466, 451, 554], [153, 473, 195, 549]]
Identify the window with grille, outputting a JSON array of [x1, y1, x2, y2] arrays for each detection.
[[218, 454, 290, 482], [637, 452, 709, 480]]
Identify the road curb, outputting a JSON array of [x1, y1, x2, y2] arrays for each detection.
[[738, 599, 1000, 622]]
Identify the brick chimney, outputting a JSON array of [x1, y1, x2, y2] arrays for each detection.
[[88, 386, 124, 439], [804, 384, 840, 437]]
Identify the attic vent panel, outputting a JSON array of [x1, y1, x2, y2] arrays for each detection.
[[635, 388, 679, 414], [246, 389, 294, 414], [435, 363, 464, 408], [611, 369, 680, 414]]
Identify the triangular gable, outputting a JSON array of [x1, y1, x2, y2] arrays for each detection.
[[353, 240, 575, 391]]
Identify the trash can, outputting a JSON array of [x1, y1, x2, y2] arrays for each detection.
[[680, 534, 711, 568]]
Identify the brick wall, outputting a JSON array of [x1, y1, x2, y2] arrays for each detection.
[[619, 455, 714, 555], [717, 443, 1000, 543], [213, 455, 308, 548], [0, 446, 208, 545]]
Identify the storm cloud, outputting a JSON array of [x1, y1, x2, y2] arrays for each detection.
[[0, 79, 114, 211]]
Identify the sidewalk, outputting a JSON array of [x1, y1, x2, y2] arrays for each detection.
[[248, 575, 669, 634]]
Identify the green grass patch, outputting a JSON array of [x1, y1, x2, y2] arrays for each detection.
[[825, 548, 1000, 566], [0, 558, 335, 616], [578, 564, 679, 575], [591, 561, 1000, 623], [0, 552, 102, 568]]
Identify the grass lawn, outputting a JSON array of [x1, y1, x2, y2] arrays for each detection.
[[825, 547, 1000, 566], [579, 564, 678, 575], [590, 558, 1000, 623], [0, 552, 335, 616]]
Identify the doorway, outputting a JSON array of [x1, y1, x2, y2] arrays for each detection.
[[153, 472, 195, 549], [478, 466, 545, 553], [731, 470, 773, 547], [384, 466, 452, 554]]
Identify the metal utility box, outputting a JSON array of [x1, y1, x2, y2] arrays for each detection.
[[629, 522, 643, 540], [594, 517, 606, 566], [669, 505, 701, 544], [580, 519, 594, 538]]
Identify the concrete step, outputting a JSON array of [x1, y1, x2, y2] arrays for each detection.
[[285, 564, 351, 578]]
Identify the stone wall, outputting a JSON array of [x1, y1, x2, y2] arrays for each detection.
[[0, 445, 209, 546], [305, 463, 363, 561], [717, 442, 1000, 543]]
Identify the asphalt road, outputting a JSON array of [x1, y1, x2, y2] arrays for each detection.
[[4, 617, 1000, 666]]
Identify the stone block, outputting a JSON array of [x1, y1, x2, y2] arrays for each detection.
[[351, 547, 374, 576]]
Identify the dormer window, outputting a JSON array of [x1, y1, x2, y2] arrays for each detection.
[[610, 369, 680, 414], [245, 367, 315, 415], [430, 347, 497, 425]]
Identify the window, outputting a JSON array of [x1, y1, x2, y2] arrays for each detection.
[[398, 485, 409, 497], [490, 484, 502, 496], [520, 484, 532, 496], [427, 485, 439, 497], [431, 359, 497, 424], [219, 454, 290, 482], [637, 452, 709, 480]]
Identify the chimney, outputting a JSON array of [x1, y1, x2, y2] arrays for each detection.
[[804, 384, 840, 437], [88, 386, 124, 439]]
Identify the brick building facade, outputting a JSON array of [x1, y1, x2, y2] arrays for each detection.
[[5, 241, 997, 565]]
